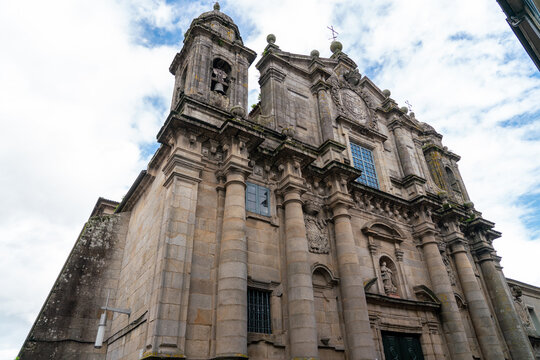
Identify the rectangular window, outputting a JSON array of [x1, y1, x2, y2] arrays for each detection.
[[350, 143, 380, 189], [246, 182, 270, 216], [247, 288, 271, 334]]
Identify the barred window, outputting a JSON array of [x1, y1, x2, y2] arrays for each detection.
[[350, 143, 379, 189], [247, 288, 271, 334], [246, 182, 271, 216]]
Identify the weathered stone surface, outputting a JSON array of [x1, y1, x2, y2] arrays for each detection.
[[20, 4, 539, 360]]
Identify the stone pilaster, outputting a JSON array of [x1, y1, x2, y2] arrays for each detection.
[[144, 140, 204, 359], [476, 247, 535, 359], [450, 240, 505, 359], [415, 216, 472, 360], [214, 136, 252, 359], [389, 120, 416, 178], [314, 85, 334, 142]]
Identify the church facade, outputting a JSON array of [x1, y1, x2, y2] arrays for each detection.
[[19, 4, 539, 360]]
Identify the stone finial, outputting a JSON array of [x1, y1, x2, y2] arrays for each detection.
[[382, 89, 391, 97], [213, 2, 220, 11], [400, 106, 409, 114], [330, 40, 343, 54], [266, 34, 276, 44], [230, 105, 245, 119], [310, 49, 320, 58]]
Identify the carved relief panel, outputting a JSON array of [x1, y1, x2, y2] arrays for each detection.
[[304, 202, 329, 254]]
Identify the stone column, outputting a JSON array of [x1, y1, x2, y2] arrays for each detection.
[[331, 202, 376, 359], [450, 241, 505, 359], [283, 189, 319, 359], [419, 230, 472, 360], [477, 249, 535, 359], [215, 169, 248, 359]]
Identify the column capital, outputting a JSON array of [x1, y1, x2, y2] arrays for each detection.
[[449, 239, 468, 255], [281, 188, 304, 207], [412, 221, 438, 241], [327, 192, 355, 220]]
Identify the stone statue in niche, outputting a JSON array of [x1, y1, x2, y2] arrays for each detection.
[[304, 203, 329, 254], [511, 285, 535, 333], [380, 261, 397, 295]]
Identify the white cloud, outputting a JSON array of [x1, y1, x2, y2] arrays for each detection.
[[1, 0, 539, 358]]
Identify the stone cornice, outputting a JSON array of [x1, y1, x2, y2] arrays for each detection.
[[387, 116, 422, 134], [115, 171, 155, 213], [422, 143, 461, 162], [258, 66, 286, 86], [336, 115, 387, 142], [148, 144, 171, 171], [365, 292, 441, 312]]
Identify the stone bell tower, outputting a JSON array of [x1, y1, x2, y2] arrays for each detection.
[[168, 2, 256, 119]]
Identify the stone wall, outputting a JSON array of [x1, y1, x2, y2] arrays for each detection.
[[19, 213, 129, 360]]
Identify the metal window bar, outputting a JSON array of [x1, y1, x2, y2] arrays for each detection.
[[248, 288, 271, 334]]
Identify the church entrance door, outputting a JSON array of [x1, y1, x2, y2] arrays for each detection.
[[381, 332, 424, 360]]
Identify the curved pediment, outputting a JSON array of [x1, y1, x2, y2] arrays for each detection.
[[413, 285, 441, 304], [362, 219, 405, 243]]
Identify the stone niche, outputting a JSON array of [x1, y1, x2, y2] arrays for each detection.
[[312, 265, 344, 355]]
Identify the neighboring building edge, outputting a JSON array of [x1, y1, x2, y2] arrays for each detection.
[[18, 4, 538, 360], [497, 0, 540, 71]]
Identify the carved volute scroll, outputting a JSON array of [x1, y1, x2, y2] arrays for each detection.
[[304, 201, 329, 254]]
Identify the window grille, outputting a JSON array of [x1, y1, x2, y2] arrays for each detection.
[[247, 288, 271, 334], [246, 182, 271, 216], [350, 143, 379, 189]]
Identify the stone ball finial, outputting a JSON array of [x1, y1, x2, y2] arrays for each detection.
[[230, 105, 246, 119], [310, 49, 320, 58], [213, 2, 220, 11], [266, 34, 276, 44], [400, 106, 409, 114], [330, 40, 343, 54], [382, 89, 391, 97]]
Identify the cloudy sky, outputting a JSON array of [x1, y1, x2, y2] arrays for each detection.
[[1, 0, 539, 357]]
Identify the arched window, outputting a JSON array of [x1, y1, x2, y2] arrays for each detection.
[[211, 58, 231, 95]]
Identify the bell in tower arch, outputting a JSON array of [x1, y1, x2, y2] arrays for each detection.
[[211, 58, 231, 95]]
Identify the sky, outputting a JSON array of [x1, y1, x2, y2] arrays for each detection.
[[0, 0, 539, 358]]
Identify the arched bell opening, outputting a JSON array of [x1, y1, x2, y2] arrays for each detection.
[[211, 58, 231, 95]]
